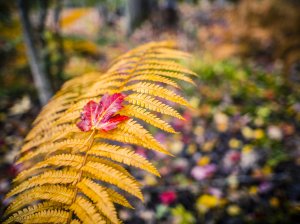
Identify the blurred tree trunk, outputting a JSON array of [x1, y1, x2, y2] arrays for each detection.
[[17, 0, 53, 105], [125, 0, 157, 36], [52, 0, 65, 90], [161, 0, 178, 28], [99, 4, 109, 26]]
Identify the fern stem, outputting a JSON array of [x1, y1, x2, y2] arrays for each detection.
[[67, 129, 96, 223]]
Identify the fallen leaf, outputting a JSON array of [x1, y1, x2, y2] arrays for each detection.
[[77, 93, 128, 132]]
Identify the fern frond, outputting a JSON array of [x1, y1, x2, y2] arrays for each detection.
[[33, 98, 73, 125], [88, 157, 137, 183], [107, 41, 177, 67], [88, 80, 125, 92], [88, 143, 160, 176], [4, 41, 194, 223], [78, 178, 119, 224], [121, 104, 176, 133], [3, 202, 62, 224], [126, 93, 184, 119], [150, 47, 192, 58], [26, 117, 60, 140], [28, 104, 77, 137], [115, 50, 190, 62], [70, 219, 82, 224], [6, 169, 79, 198], [14, 154, 84, 182], [129, 74, 180, 88], [109, 46, 191, 66], [81, 84, 122, 99], [16, 154, 137, 186], [36, 92, 78, 118], [53, 110, 81, 126], [97, 119, 171, 155], [123, 82, 190, 107], [64, 97, 100, 113], [134, 70, 195, 84], [6, 185, 73, 215], [82, 161, 143, 200], [16, 139, 86, 165], [25, 104, 70, 138], [70, 196, 105, 224], [104, 187, 133, 209], [136, 64, 197, 76], [60, 72, 101, 90], [21, 124, 79, 152], [15, 209, 69, 223], [126, 59, 192, 72]]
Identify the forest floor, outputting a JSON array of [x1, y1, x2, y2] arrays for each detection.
[[1, 2, 300, 223]]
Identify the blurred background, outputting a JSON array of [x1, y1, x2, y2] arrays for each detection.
[[1, 0, 300, 223]]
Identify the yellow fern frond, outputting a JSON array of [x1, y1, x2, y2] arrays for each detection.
[[150, 47, 191, 58], [88, 143, 160, 176], [82, 161, 143, 200], [88, 80, 125, 92], [3, 202, 63, 224], [16, 139, 86, 165], [137, 64, 197, 76], [97, 119, 171, 156], [64, 97, 99, 112], [126, 93, 184, 119], [33, 96, 74, 124], [78, 178, 119, 224], [121, 104, 176, 133], [115, 50, 190, 62], [53, 110, 81, 126], [6, 169, 79, 198], [60, 72, 100, 89], [107, 41, 177, 67], [70, 219, 82, 224], [133, 59, 192, 71], [6, 185, 73, 215], [81, 84, 122, 99], [4, 41, 195, 223], [129, 74, 180, 88], [18, 209, 69, 223], [134, 70, 195, 84], [16, 154, 137, 186], [109, 46, 191, 66], [104, 187, 133, 209], [123, 82, 190, 107], [88, 157, 137, 183], [14, 154, 84, 182], [70, 196, 105, 224], [21, 124, 79, 152]]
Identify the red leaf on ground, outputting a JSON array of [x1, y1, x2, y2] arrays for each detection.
[[77, 93, 129, 132], [159, 191, 177, 205]]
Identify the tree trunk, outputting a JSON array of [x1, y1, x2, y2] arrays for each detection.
[[17, 0, 53, 105], [125, 0, 157, 36], [52, 0, 65, 90]]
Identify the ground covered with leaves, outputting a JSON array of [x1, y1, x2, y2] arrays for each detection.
[[1, 1, 300, 223]]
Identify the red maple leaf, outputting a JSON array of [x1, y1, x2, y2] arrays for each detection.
[[77, 93, 129, 132]]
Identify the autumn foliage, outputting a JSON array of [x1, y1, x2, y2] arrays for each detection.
[[3, 41, 194, 223], [76, 93, 129, 132]]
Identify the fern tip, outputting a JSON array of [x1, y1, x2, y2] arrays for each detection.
[[155, 172, 161, 178], [189, 70, 198, 77]]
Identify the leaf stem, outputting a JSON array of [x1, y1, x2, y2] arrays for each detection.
[[67, 129, 96, 223]]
